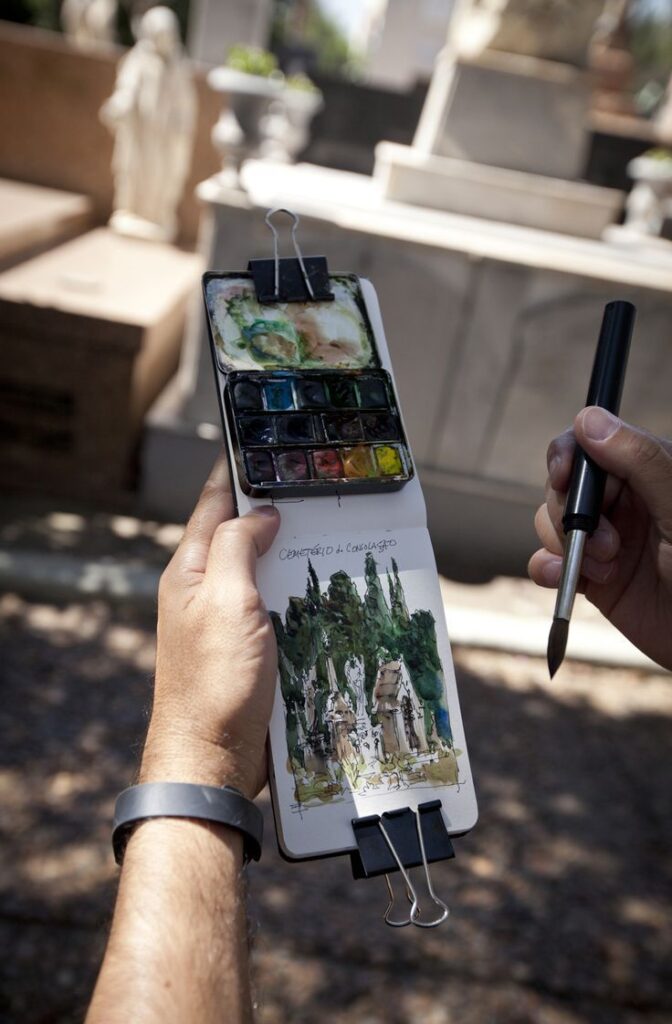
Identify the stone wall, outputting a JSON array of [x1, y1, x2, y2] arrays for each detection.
[[0, 22, 221, 243]]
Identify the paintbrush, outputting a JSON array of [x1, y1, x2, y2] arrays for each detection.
[[547, 300, 636, 679]]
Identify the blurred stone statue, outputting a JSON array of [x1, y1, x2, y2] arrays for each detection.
[[62, 0, 117, 48], [100, 6, 197, 243], [450, 0, 606, 66], [622, 153, 672, 240], [656, 73, 672, 143]]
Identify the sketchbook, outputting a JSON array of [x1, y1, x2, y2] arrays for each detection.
[[204, 267, 478, 861]]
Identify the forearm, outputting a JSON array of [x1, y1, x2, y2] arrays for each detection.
[[87, 461, 279, 1023], [87, 819, 253, 1024]]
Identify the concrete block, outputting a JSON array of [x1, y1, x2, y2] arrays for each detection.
[[0, 228, 202, 500]]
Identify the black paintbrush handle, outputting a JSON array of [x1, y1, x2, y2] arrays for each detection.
[[562, 301, 636, 536]]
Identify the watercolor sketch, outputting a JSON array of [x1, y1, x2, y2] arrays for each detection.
[[270, 553, 461, 810], [205, 274, 376, 371]]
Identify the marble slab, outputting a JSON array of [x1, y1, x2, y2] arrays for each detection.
[[374, 141, 624, 239]]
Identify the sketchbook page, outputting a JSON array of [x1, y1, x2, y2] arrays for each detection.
[[224, 278, 428, 536], [261, 525, 478, 860]]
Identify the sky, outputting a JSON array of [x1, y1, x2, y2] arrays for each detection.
[[316, 0, 375, 45]]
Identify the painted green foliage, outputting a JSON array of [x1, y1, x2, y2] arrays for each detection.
[[270, 553, 453, 768]]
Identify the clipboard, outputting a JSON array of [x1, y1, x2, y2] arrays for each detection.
[[202, 210, 478, 927]]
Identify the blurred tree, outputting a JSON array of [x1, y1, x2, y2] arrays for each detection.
[[271, 0, 358, 78], [629, 0, 672, 93]]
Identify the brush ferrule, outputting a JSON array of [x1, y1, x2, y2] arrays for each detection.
[[553, 530, 587, 622]]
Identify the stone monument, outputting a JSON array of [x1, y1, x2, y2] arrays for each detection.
[[415, 0, 603, 175], [100, 6, 197, 243], [375, 0, 624, 236], [448, 0, 605, 65], [61, 0, 117, 49]]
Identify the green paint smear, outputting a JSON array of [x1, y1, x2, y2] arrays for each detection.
[[217, 276, 374, 370], [241, 318, 303, 366]]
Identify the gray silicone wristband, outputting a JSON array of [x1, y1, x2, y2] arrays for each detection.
[[112, 782, 263, 865]]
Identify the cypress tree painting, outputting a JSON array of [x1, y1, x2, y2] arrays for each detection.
[[270, 553, 460, 809]]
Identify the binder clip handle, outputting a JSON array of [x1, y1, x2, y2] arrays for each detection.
[[248, 207, 334, 304], [378, 808, 450, 929], [351, 801, 454, 929], [265, 208, 314, 301]]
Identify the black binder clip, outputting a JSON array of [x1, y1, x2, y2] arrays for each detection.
[[248, 207, 334, 304], [351, 800, 454, 929]]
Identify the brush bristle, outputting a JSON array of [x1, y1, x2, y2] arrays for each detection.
[[547, 618, 569, 679]]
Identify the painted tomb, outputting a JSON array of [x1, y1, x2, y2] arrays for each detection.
[[271, 553, 461, 810]]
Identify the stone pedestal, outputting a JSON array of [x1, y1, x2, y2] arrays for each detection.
[[141, 162, 672, 579], [414, 50, 591, 179], [0, 228, 202, 500], [375, 142, 623, 238], [0, 179, 93, 269]]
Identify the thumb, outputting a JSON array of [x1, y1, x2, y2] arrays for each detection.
[[205, 506, 280, 588], [575, 407, 672, 538]]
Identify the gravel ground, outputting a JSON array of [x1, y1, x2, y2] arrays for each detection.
[[1, 591, 671, 1024]]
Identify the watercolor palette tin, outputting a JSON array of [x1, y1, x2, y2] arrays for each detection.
[[203, 271, 414, 498]]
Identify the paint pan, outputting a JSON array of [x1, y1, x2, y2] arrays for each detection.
[[226, 367, 413, 496]]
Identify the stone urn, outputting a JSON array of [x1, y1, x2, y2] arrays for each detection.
[[208, 66, 285, 186], [261, 85, 324, 163], [623, 152, 672, 240]]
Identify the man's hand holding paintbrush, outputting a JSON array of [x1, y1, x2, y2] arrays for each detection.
[[529, 405, 672, 673]]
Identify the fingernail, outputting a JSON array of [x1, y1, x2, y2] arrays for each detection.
[[598, 561, 616, 582], [541, 557, 562, 586], [591, 527, 614, 556], [250, 505, 278, 517], [582, 407, 620, 442], [586, 558, 616, 583], [548, 454, 563, 480]]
